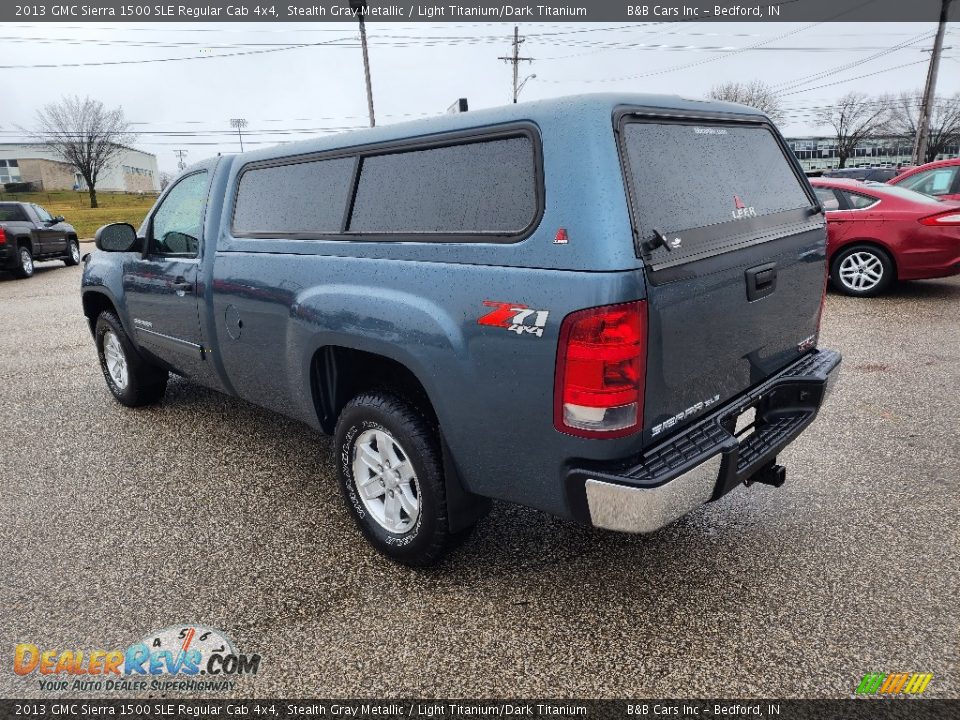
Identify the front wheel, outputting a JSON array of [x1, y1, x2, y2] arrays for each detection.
[[830, 245, 894, 297], [13, 246, 34, 279], [334, 391, 460, 566], [64, 239, 81, 266], [95, 311, 168, 407]]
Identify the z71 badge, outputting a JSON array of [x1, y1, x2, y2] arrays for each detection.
[[478, 301, 549, 338]]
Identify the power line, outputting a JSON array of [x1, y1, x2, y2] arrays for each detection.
[[773, 30, 935, 93], [780, 59, 932, 96], [540, 20, 826, 84], [0, 36, 353, 69]]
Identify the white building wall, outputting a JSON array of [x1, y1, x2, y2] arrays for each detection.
[[0, 143, 159, 192]]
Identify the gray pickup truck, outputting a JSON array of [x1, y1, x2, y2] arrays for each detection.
[[0, 202, 80, 278], [81, 94, 840, 565]]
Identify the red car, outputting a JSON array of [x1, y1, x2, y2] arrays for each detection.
[[811, 178, 960, 297], [888, 157, 960, 202]]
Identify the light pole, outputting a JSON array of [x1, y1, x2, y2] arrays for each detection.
[[229, 118, 248, 152], [350, 0, 376, 127], [913, 0, 953, 165], [516, 74, 537, 101]]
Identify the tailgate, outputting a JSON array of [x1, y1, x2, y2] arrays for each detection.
[[616, 112, 827, 442]]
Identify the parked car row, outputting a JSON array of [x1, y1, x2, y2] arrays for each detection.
[[821, 166, 899, 183], [812, 173, 960, 297], [888, 157, 960, 201]]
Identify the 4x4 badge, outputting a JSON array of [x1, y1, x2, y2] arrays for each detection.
[[478, 301, 549, 338]]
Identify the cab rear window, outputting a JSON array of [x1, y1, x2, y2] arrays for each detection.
[[621, 121, 814, 264]]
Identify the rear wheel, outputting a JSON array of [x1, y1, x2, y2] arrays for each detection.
[[830, 245, 894, 297], [64, 239, 81, 266], [334, 391, 464, 566], [95, 311, 168, 407], [13, 245, 34, 279]]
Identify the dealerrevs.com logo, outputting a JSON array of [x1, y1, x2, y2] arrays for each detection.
[[14, 625, 261, 693]]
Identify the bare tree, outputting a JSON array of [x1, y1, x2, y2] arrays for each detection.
[[709, 80, 785, 124], [889, 90, 960, 163], [29, 96, 135, 208], [159, 171, 174, 191], [815, 92, 892, 168]]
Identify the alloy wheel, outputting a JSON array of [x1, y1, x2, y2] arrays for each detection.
[[352, 428, 421, 533], [103, 330, 129, 390], [838, 251, 884, 292]]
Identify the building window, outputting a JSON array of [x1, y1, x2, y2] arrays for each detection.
[[0, 160, 21, 184]]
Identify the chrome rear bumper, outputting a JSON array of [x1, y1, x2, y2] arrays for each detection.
[[570, 348, 842, 533], [585, 454, 723, 533]]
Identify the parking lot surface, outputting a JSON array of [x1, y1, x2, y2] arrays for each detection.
[[1, 258, 958, 698]]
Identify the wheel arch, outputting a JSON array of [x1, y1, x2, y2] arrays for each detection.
[[310, 345, 437, 435], [311, 344, 489, 532], [81, 289, 119, 336]]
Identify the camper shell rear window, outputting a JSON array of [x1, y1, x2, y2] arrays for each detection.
[[618, 115, 816, 268]]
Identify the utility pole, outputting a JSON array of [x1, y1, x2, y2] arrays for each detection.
[[351, 0, 376, 127], [174, 149, 188, 171], [230, 118, 248, 152], [498, 26, 534, 103], [913, 0, 953, 165]]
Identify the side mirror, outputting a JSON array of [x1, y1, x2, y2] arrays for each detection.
[[95, 223, 140, 252], [54, 215, 65, 223]]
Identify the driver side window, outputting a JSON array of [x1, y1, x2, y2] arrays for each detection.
[[150, 171, 208, 257], [33, 204, 53, 222]]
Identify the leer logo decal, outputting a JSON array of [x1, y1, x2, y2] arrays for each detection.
[[478, 301, 549, 338], [732, 195, 757, 220]]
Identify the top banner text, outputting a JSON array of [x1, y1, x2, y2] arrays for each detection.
[[4, 0, 954, 23]]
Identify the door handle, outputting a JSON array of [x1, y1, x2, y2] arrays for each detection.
[[172, 277, 193, 294], [745, 263, 777, 302]]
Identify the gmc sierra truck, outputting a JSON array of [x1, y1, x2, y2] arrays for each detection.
[[0, 202, 80, 278], [81, 94, 841, 565]]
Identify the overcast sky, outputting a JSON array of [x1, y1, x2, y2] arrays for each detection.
[[2, 20, 956, 173]]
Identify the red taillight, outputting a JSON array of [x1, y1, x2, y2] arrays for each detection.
[[554, 300, 647, 438], [919, 210, 960, 226], [0, 227, 6, 244]]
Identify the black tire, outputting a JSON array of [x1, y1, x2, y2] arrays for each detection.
[[95, 311, 168, 407], [830, 244, 895, 297], [64, 238, 81, 266], [13, 245, 34, 279], [334, 391, 458, 566]]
